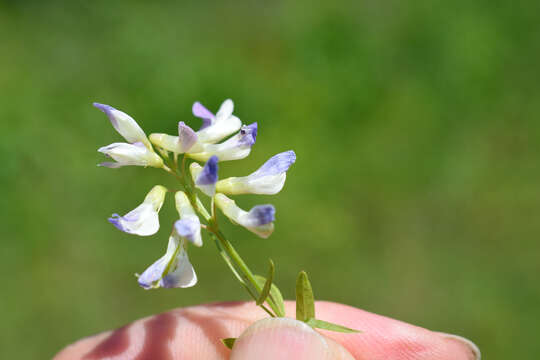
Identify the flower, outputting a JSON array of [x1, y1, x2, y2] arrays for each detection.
[[137, 220, 197, 289], [216, 150, 296, 195], [108, 185, 167, 236], [214, 193, 275, 238], [148, 121, 198, 154], [98, 142, 164, 168], [188, 123, 257, 162], [193, 99, 242, 144], [175, 191, 203, 247], [93, 103, 151, 148]]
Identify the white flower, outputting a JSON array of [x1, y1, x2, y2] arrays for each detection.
[[137, 223, 197, 289], [93, 103, 151, 148], [188, 123, 257, 162], [214, 193, 275, 238], [98, 142, 164, 168], [175, 191, 203, 247], [216, 151, 296, 195], [108, 185, 167, 236], [193, 99, 242, 144]]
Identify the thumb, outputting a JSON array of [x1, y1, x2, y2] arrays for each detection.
[[230, 317, 354, 360]]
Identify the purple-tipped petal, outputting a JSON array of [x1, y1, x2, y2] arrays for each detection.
[[239, 123, 257, 146], [108, 214, 127, 231], [196, 156, 219, 185], [93, 103, 118, 127], [192, 102, 214, 129], [248, 205, 275, 226], [250, 150, 296, 179], [178, 122, 197, 152], [159, 250, 197, 288], [174, 219, 199, 240], [138, 256, 169, 289]]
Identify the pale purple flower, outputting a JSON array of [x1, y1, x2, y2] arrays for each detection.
[[108, 185, 167, 236], [137, 224, 197, 289], [216, 150, 296, 195]]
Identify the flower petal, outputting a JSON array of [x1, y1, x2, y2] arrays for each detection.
[[138, 230, 198, 289], [98, 142, 163, 168], [159, 248, 197, 288], [93, 103, 150, 147], [108, 185, 167, 236], [138, 234, 180, 289], [215, 150, 296, 195], [215, 99, 234, 120], [192, 102, 215, 130], [188, 123, 257, 162], [214, 193, 275, 238], [195, 156, 219, 196], [175, 192, 203, 247], [249, 150, 296, 179], [246, 205, 276, 226], [178, 122, 198, 152], [195, 99, 242, 144]]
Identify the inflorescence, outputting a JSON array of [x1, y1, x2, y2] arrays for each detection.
[[94, 99, 357, 340]]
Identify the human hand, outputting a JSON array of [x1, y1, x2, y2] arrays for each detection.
[[55, 301, 480, 360]]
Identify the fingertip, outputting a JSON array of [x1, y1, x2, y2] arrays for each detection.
[[230, 317, 354, 360]]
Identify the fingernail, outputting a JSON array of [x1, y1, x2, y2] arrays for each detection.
[[230, 318, 354, 360], [439, 332, 481, 360]]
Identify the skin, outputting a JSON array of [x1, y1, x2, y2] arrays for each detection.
[[55, 301, 480, 360]]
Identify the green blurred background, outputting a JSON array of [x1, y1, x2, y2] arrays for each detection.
[[1, 0, 539, 358]]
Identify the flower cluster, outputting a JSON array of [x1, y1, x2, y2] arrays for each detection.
[[95, 99, 296, 290]]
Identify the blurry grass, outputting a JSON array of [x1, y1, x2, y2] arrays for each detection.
[[1, 0, 539, 358]]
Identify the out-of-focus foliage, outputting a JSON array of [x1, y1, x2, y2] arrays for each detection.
[[0, 1, 539, 358]]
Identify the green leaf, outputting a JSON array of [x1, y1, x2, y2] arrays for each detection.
[[305, 318, 361, 333], [256, 259, 275, 306], [254, 275, 286, 317], [296, 271, 315, 322], [221, 337, 236, 349]]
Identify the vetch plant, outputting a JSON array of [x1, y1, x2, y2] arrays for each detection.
[[94, 99, 359, 348]]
